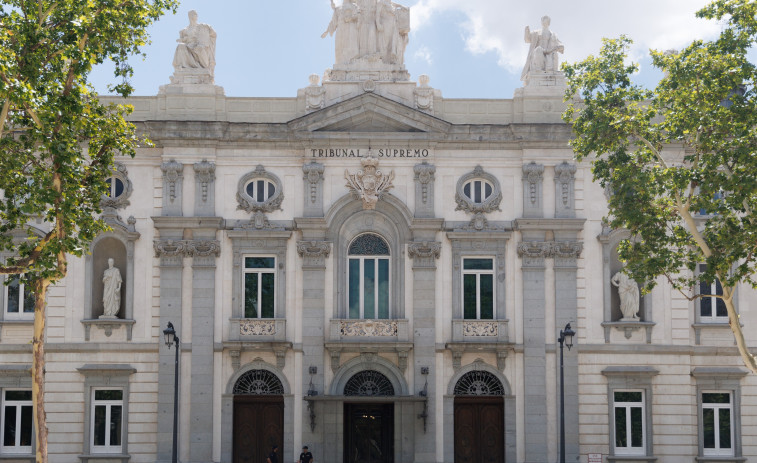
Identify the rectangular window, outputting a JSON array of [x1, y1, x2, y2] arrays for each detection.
[[613, 390, 645, 455], [1, 390, 32, 454], [5, 275, 34, 319], [243, 257, 276, 319], [699, 264, 727, 323], [703, 392, 733, 456], [348, 257, 390, 319], [91, 389, 123, 454], [462, 258, 494, 319]]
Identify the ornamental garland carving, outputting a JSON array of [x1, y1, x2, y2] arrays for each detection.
[[516, 240, 583, 259], [552, 240, 583, 259], [237, 165, 284, 214], [414, 161, 435, 205], [154, 239, 221, 258], [240, 320, 276, 336], [462, 321, 498, 337], [303, 161, 325, 204], [407, 241, 441, 260], [340, 320, 398, 337], [554, 162, 577, 213], [194, 160, 216, 203], [455, 165, 502, 215], [522, 162, 545, 207], [161, 160, 183, 203], [345, 152, 395, 210]]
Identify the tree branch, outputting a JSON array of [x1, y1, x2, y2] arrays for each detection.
[[0, 99, 9, 138]]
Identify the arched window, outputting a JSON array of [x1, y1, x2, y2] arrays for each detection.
[[453, 371, 505, 396], [344, 370, 395, 397], [233, 370, 284, 395], [348, 234, 390, 319]]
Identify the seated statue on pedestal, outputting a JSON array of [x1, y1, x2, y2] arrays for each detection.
[[171, 10, 217, 84], [521, 15, 564, 81]]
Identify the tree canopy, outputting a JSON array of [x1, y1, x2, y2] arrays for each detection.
[[563, 0, 757, 373]]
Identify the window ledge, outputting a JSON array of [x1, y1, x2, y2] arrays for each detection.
[[81, 319, 135, 341], [0, 320, 34, 325], [693, 322, 740, 345], [606, 456, 657, 463], [451, 319, 509, 343], [78, 454, 130, 463], [602, 321, 655, 344], [229, 318, 286, 342], [695, 457, 746, 463], [0, 454, 35, 463]]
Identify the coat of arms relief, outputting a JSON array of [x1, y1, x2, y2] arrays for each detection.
[[345, 152, 395, 210]]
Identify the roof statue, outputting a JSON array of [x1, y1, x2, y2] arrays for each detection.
[[322, 0, 411, 82], [161, 10, 223, 94], [521, 16, 565, 87]]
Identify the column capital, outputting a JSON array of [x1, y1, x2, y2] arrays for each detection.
[[407, 241, 441, 269], [297, 240, 331, 269]]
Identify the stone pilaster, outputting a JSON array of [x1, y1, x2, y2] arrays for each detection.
[[161, 160, 184, 216], [413, 162, 436, 218], [554, 162, 577, 218], [522, 163, 544, 218], [194, 160, 216, 216], [154, 239, 188, 463], [517, 239, 550, 463], [408, 240, 440, 463], [188, 239, 221, 463], [302, 162, 325, 217]]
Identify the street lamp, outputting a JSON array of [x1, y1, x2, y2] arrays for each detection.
[[558, 322, 576, 463], [163, 322, 180, 463]]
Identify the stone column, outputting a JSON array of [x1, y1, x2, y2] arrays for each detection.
[[188, 239, 221, 462], [296, 236, 331, 463], [517, 239, 551, 463], [154, 239, 188, 463], [408, 240, 441, 463], [553, 240, 582, 462]]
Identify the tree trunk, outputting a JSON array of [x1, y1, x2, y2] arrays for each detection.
[[32, 280, 49, 463], [723, 284, 757, 374]]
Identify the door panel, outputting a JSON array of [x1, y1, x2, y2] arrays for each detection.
[[233, 396, 284, 463], [344, 403, 394, 463], [454, 397, 504, 463]]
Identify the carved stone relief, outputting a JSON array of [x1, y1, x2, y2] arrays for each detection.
[[340, 320, 398, 337], [240, 320, 276, 337], [554, 162, 577, 218], [297, 241, 332, 268], [303, 162, 325, 217], [407, 241, 441, 269], [237, 165, 284, 214], [305, 74, 326, 111], [345, 152, 395, 210], [414, 74, 434, 112], [413, 161, 436, 218], [161, 160, 183, 216], [100, 163, 132, 211], [194, 160, 216, 216], [522, 162, 544, 218]]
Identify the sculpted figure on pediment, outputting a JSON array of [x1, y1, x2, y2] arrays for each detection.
[[173, 10, 216, 73], [323, 0, 360, 65], [521, 15, 564, 80]]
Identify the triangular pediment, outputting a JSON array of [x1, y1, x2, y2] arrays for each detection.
[[288, 93, 451, 135]]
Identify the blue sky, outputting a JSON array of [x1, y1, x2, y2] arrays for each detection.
[[88, 0, 723, 99]]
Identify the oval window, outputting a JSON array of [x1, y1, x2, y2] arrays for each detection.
[[245, 179, 276, 203], [462, 179, 493, 204]]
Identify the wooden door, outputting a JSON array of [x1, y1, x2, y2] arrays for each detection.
[[344, 403, 394, 463], [233, 395, 284, 463], [454, 396, 504, 463]]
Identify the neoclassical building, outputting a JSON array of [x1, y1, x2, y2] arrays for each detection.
[[0, 5, 755, 463]]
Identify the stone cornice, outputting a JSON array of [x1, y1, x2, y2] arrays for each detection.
[[514, 218, 586, 233], [152, 216, 224, 230]]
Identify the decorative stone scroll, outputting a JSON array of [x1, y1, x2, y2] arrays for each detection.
[[345, 152, 395, 210], [240, 320, 276, 337], [297, 241, 331, 268], [407, 241, 441, 269], [554, 162, 577, 218], [413, 161, 436, 218], [194, 160, 216, 216], [462, 321, 498, 337], [302, 162, 325, 217], [340, 320, 398, 337], [161, 160, 183, 216], [522, 162, 544, 217]]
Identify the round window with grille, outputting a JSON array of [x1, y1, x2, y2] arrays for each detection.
[[344, 370, 395, 396], [453, 370, 504, 396], [233, 369, 284, 395]]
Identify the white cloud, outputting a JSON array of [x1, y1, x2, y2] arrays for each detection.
[[414, 45, 434, 65], [409, 0, 723, 73]]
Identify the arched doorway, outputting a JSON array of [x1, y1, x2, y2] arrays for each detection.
[[343, 370, 395, 463], [232, 370, 284, 463], [453, 370, 505, 463]]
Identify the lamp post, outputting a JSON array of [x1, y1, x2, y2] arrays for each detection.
[[558, 322, 576, 463], [163, 322, 180, 463]]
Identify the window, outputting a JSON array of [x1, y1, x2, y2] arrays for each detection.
[[613, 390, 645, 455], [702, 392, 733, 456], [91, 389, 123, 454], [699, 264, 727, 323], [105, 176, 125, 199], [245, 179, 276, 203], [244, 257, 276, 318], [1, 390, 32, 454], [348, 234, 390, 319], [4, 275, 34, 320], [100, 163, 132, 210], [462, 179, 494, 205], [462, 258, 494, 319]]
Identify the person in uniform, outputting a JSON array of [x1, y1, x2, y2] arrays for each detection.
[[266, 445, 279, 463], [299, 445, 314, 463]]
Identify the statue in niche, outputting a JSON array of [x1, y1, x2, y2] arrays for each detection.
[[172, 10, 217, 75], [102, 258, 122, 318], [611, 271, 640, 321], [322, 0, 360, 65], [521, 15, 564, 80]]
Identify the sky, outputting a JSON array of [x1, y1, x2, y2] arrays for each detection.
[[88, 0, 725, 99]]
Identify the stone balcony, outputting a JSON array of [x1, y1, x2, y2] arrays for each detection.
[[228, 318, 287, 342], [447, 319, 511, 372], [325, 319, 412, 374]]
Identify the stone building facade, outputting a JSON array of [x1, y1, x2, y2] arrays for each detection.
[[0, 7, 756, 463]]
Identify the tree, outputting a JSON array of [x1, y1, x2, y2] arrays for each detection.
[[0, 1, 177, 460], [563, 0, 757, 373]]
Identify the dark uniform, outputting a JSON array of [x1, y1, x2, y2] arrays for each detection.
[[267, 447, 279, 463], [299, 450, 313, 463]]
